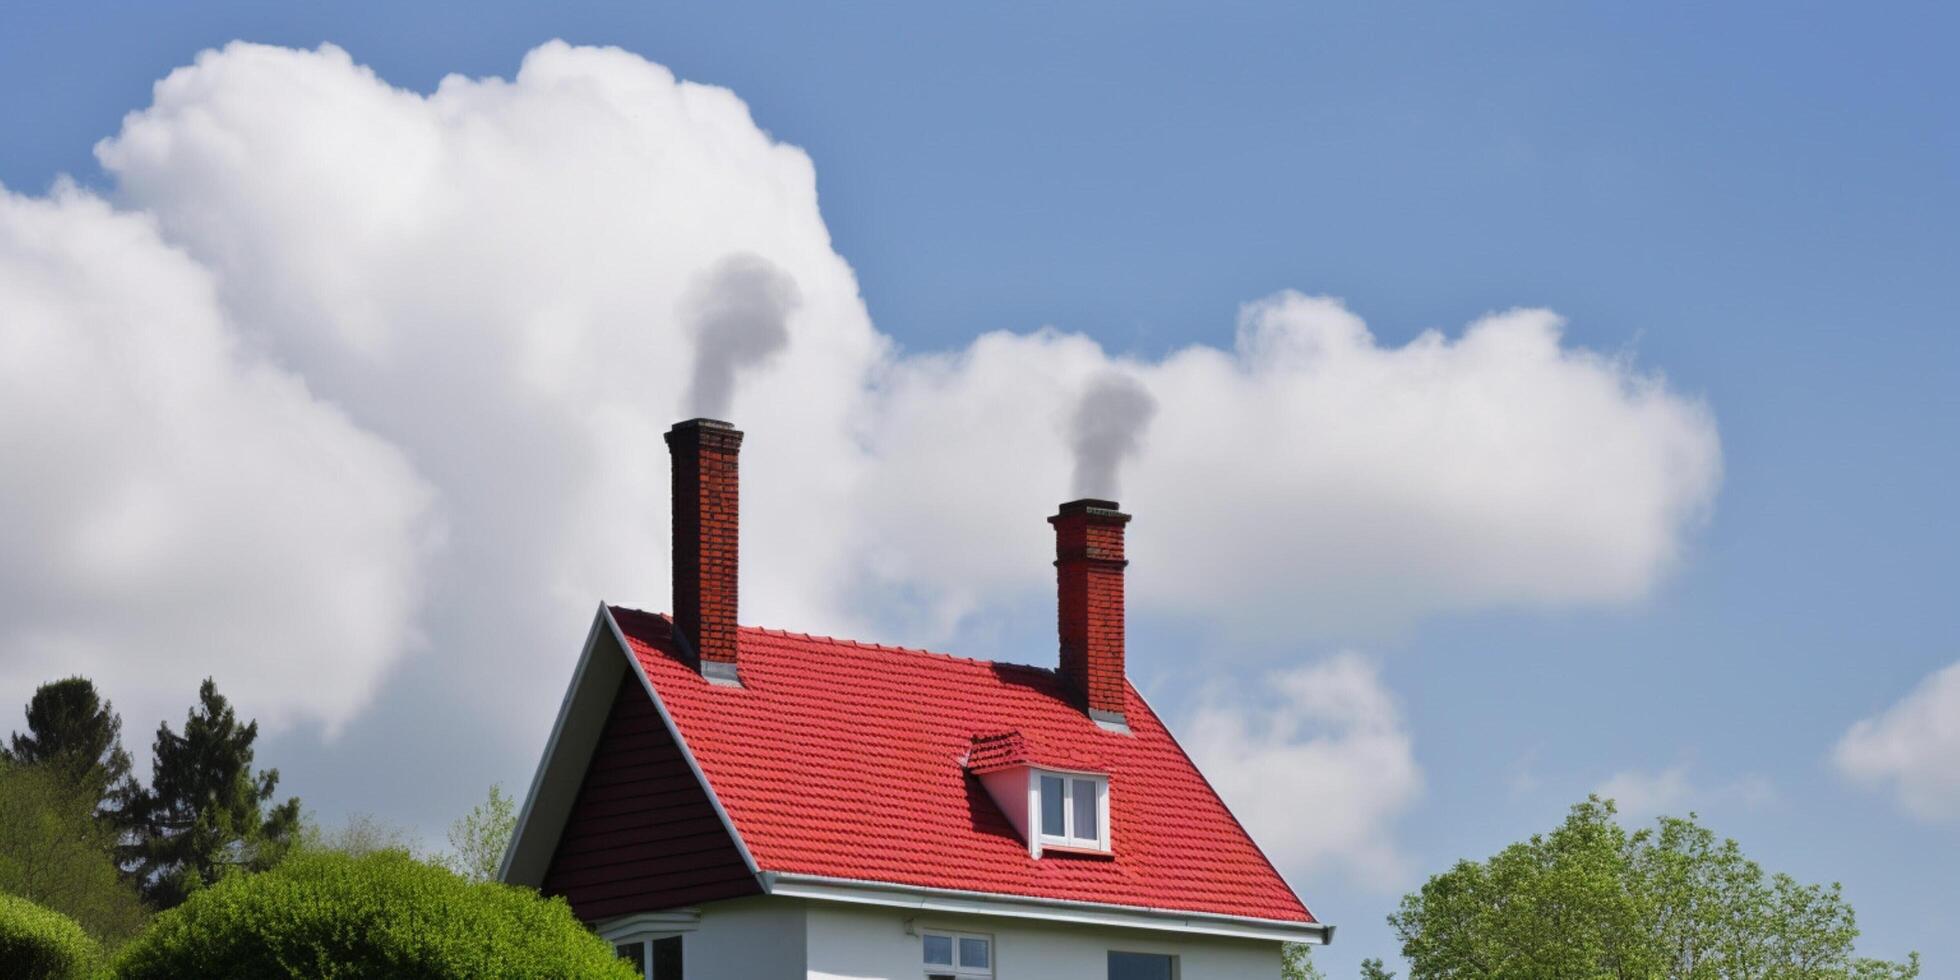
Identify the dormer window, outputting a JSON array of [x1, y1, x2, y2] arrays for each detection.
[[1035, 770, 1108, 852], [967, 732, 1112, 857]]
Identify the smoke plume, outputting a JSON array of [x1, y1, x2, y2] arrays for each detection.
[[1068, 372, 1158, 499], [681, 253, 801, 419]]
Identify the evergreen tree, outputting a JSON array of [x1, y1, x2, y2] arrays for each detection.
[[3, 677, 139, 824], [127, 678, 301, 907]]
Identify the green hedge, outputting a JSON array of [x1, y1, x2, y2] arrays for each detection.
[[0, 893, 102, 980], [114, 851, 637, 979]]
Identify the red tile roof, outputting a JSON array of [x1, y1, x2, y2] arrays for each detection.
[[965, 730, 1108, 775], [609, 606, 1314, 924]]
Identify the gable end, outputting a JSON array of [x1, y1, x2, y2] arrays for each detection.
[[541, 673, 762, 920]]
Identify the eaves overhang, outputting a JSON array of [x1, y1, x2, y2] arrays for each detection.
[[758, 871, 1333, 945]]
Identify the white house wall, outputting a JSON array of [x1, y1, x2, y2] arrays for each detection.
[[686, 896, 808, 980], [803, 900, 1281, 980]]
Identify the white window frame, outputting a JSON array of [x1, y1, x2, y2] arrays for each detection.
[[611, 935, 683, 980], [1029, 768, 1110, 854], [922, 929, 994, 978], [601, 913, 695, 980]]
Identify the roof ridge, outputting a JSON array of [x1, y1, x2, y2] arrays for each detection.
[[608, 603, 1059, 674], [746, 624, 977, 663]]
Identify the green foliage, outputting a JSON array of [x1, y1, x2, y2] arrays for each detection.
[[0, 763, 149, 947], [126, 678, 301, 908], [296, 811, 419, 859], [0, 892, 103, 980], [3, 678, 138, 826], [1282, 942, 1326, 980], [1282, 944, 1399, 980], [1388, 797, 1920, 980], [113, 850, 638, 980], [439, 783, 517, 883]]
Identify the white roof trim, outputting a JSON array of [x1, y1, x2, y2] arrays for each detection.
[[759, 872, 1332, 945], [596, 909, 702, 941]]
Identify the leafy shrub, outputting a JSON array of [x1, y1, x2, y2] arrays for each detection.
[[0, 763, 148, 948], [0, 893, 103, 980], [114, 851, 637, 979]]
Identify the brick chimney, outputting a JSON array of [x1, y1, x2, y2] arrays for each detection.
[[1051, 498, 1130, 730], [666, 418, 743, 686]]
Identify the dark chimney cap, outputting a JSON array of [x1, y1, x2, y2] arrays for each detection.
[[670, 417, 736, 431], [1053, 498, 1129, 521]]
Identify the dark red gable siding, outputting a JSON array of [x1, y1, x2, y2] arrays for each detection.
[[541, 673, 759, 921]]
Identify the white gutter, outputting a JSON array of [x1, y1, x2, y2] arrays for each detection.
[[759, 872, 1333, 945]]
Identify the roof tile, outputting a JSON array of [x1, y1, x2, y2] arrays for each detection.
[[610, 605, 1313, 924]]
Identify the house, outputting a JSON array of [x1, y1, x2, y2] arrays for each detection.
[[501, 418, 1331, 979]]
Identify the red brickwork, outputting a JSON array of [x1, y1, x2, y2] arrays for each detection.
[[1050, 499, 1130, 719], [665, 419, 743, 673]]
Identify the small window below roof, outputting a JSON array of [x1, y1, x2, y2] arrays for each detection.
[[1035, 770, 1107, 851], [923, 930, 992, 979], [1108, 950, 1176, 980], [613, 936, 682, 980]]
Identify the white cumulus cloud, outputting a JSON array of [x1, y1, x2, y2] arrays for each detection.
[[860, 294, 1721, 639], [0, 183, 439, 745], [1834, 660, 1960, 822], [1182, 654, 1422, 891], [0, 39, 1723, 830]]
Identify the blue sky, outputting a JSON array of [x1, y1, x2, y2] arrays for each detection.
[[2, 1, 1955, 973]]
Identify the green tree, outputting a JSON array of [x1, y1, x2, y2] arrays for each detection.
[[1283, 945, 1399, 980], [439, 783, 517, 883], [1282, 942, 1326, 980], [3, 677, 138, 825], [0, 762, 149, 949], [113, 850, 637, 979], [1388, 797, 1920, 980], [126, 678, 301, 908]]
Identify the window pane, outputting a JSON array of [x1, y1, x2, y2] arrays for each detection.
[[924, 934, 954, 965], [1109, 951, 1175, 980], [651, 936, 682, 980], [1073, 778, 1099, 842], [959, 936, 991, 969], [615, 942, 646, 975], [1040, 775, 1066, 836]]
